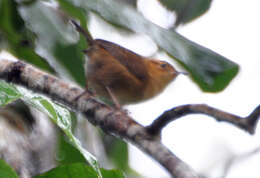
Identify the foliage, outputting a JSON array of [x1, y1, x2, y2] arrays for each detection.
[[34, 163, 125, 178], [78, 0, 238, 92], [0, 0, 54, 73], [0, 0, 239, 92], [158, 0, 212, 27], [0, 159, 19, 178], [0, 80, 102, 178], [0, 0, 240, 177]]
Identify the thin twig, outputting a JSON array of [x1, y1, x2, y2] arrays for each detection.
[[0, 59, 198, 178], [147, 104, 260, 135]]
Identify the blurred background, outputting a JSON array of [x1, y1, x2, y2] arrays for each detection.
[[0, 0, 260, 178], [128, 1, 260, 178]]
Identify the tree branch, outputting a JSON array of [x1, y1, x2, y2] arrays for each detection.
[[147, 104, 260, 135], [0, 59, 198, 178]]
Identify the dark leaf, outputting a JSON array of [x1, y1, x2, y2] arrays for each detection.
[[159, 0, 212, 27], [53, 42, 85, 86], [57, 0, 88, 24], [0, 0, 55, 73], [102, 135, 129, 171], [75, 0, 238, 92], [19, 1, 86, 86]]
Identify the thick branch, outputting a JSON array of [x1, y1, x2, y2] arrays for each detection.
[[0, 59, 198, 178], [147, 104, 260, 135]]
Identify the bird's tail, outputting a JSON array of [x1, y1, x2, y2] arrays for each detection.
[[70, 19, 94, 46]]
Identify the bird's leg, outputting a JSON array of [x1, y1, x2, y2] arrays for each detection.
[[73, 81, 95, 101], [105, 86, 121, 109]]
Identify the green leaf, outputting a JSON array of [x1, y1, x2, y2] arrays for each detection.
[[34, 163, 125, 178], [56, 131, 86, 165], [0, 0, 54, 73], [108, 140, 128, 171], [74, 0, 238, 92], [0, 81, 102, 178], [0, 80, 22, 106], [53, 42, 85, 86], [56, 0, 91, 86], [0, 159, 19, 178], [57, 0, 87, 24], [101, 168, 125, 178], [159, 0, 212, 27], [102, 135, 129, 171], [19, 88, 102, 178], [19, 1, 86, 86]]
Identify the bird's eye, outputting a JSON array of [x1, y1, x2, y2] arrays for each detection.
[[160, 63, 167, 68]]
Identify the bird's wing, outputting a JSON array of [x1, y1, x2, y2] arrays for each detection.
[[95, 39, 149, 82]]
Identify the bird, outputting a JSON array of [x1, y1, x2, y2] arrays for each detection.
[[71, 20, 181, 109]]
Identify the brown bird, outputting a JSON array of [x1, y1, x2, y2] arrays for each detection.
[[71, 20, 180, 108]]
